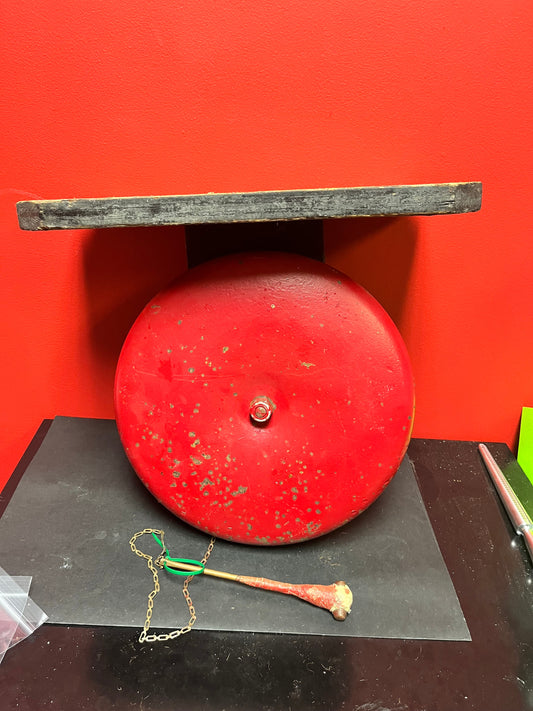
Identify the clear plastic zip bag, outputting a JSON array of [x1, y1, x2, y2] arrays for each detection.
[[0, 564, 48, 664]]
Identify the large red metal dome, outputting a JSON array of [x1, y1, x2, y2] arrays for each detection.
[[115, 252, 414, 545]]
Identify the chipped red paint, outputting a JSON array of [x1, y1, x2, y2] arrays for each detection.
[[114, 252, 414, 545], [234, 576, 353, 620]]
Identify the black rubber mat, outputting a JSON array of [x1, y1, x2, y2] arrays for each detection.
[[0, 417, 469, 640]]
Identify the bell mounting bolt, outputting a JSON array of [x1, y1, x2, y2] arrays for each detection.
[[249, 397, 274, 424]]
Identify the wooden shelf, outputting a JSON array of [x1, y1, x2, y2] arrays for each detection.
[[16, 182, 481, 231]]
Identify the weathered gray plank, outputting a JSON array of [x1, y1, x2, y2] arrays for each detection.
[[16, 182, 482, 231]]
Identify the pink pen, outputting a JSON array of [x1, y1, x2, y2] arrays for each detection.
[[479, 443, 533, 565]]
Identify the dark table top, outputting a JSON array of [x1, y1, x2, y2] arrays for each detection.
[[1, 422, 533, 711]]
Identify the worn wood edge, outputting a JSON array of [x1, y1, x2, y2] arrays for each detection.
[[16, 182, 482, 230]]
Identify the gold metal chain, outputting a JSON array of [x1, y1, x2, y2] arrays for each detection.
[[129, 528, 216, 643]]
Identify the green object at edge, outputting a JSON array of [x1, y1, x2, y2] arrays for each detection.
[[505, 406, 533, 521], [518, 407, 533, 487]]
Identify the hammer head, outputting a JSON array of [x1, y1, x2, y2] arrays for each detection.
[[329, 581, 353, 621]]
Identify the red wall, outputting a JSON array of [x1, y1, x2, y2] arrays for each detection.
[[1, 0, 532, 490]]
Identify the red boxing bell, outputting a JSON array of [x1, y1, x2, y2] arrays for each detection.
[[115, 252, 414, 545]]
